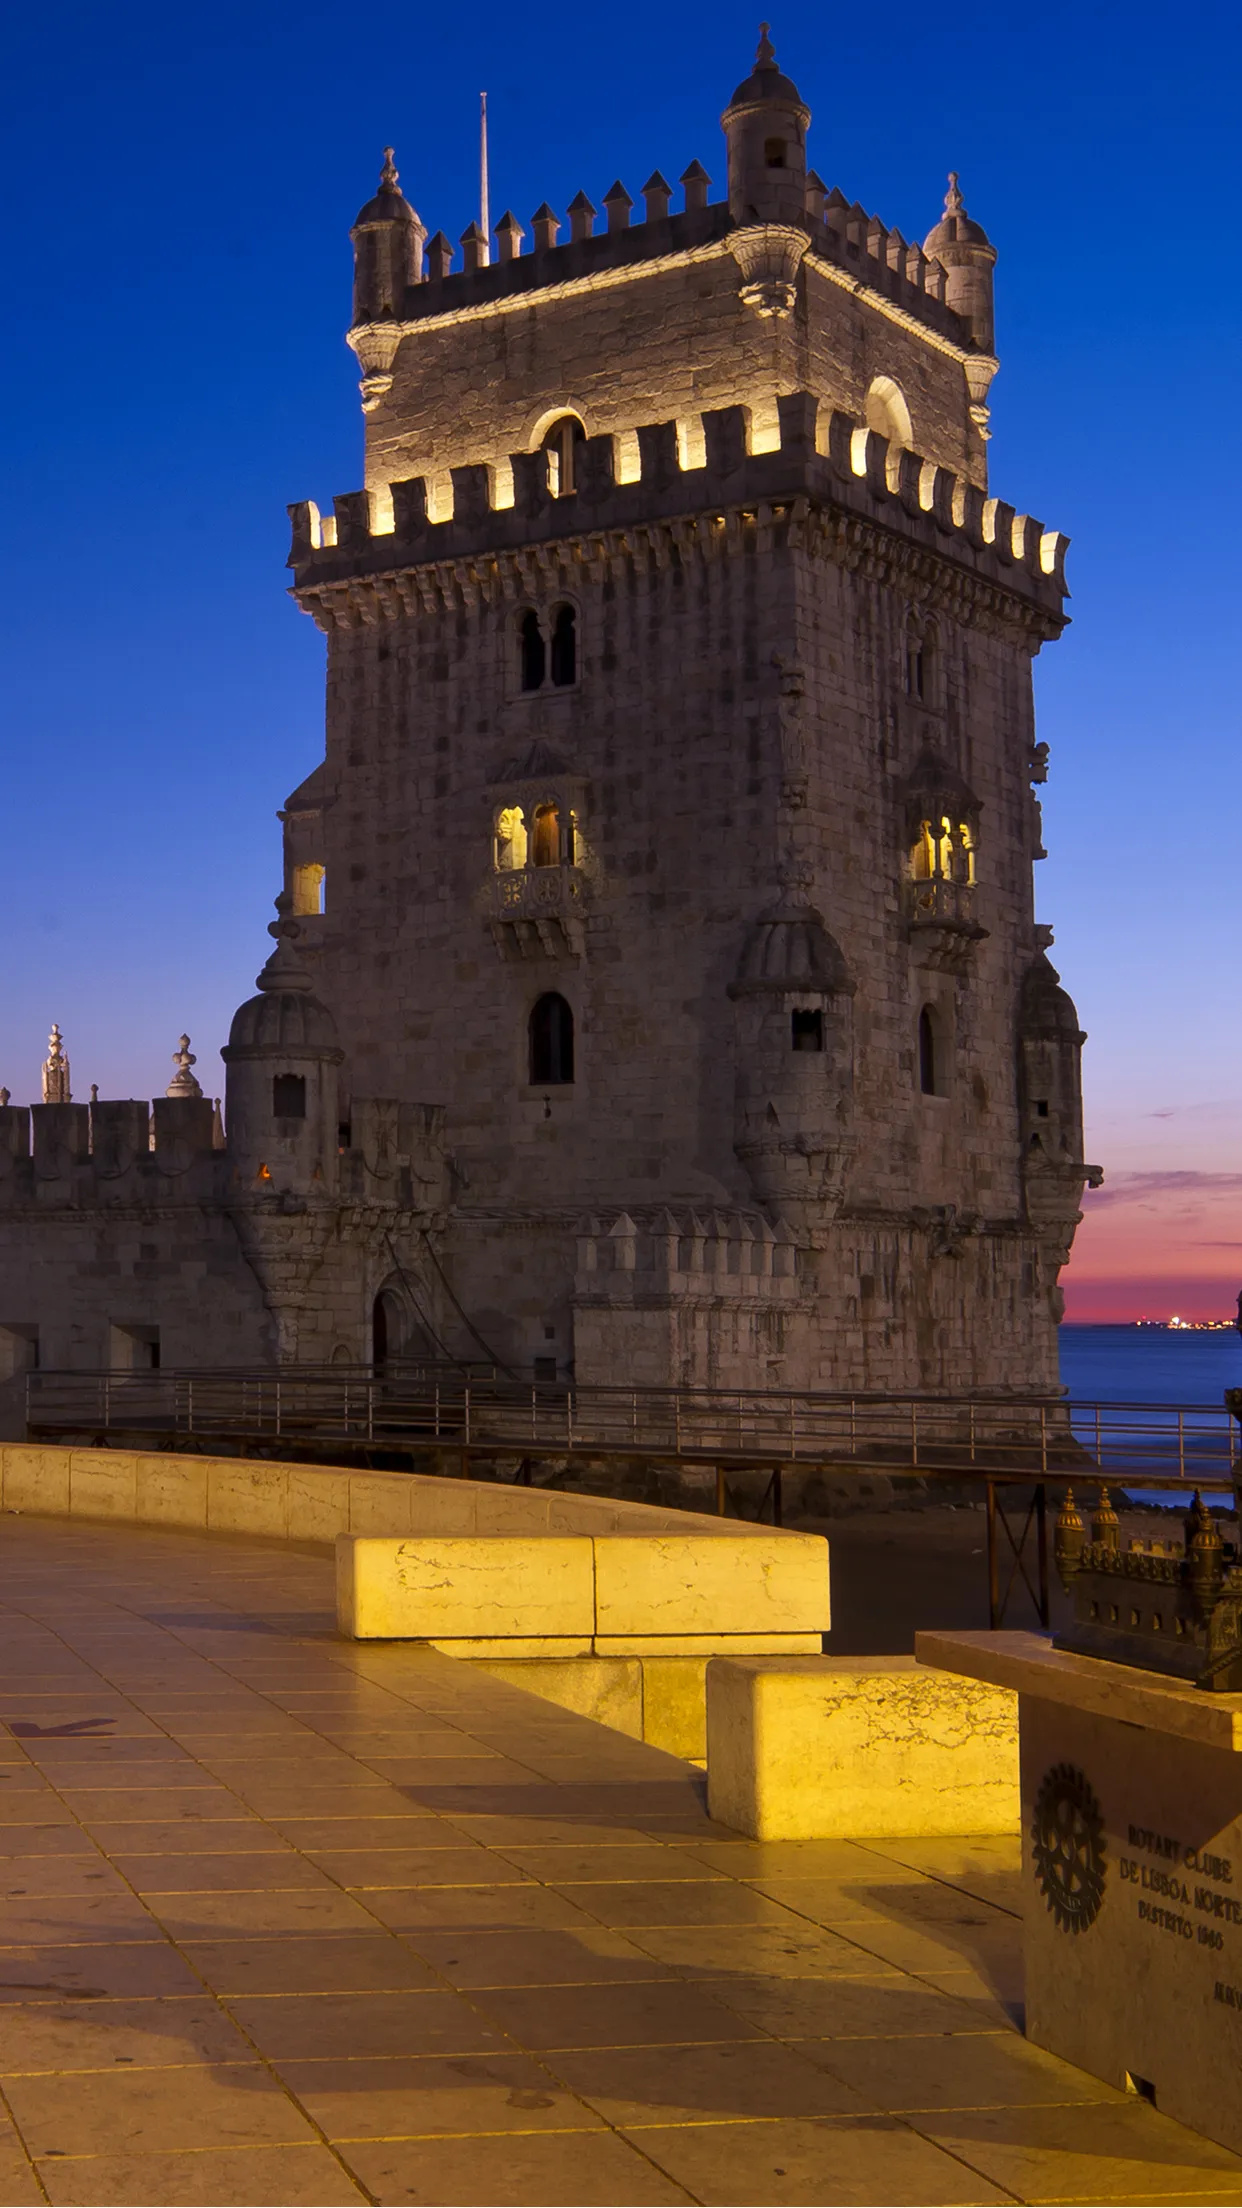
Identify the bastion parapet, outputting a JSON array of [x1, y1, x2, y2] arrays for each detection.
[[289, 390, 1067, 630]]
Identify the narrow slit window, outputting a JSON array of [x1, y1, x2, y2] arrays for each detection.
[[791, 1009, 824, 1052], [764, 137, 787, 167], [918, 1007, 938, 1096]]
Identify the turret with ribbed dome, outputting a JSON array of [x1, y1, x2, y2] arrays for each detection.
[[923, 173, 996, 353], [721, 24, 811, 226], [351, 146, 426, 326], [222, 905, 344, 1197]]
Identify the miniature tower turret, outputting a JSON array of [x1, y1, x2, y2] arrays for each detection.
[[351, 147, 425, 322], [923, 174, 996, 354], [721, 24, 810, 225], [222, 910, 343, 1198]]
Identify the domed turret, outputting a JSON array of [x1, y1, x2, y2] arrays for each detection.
[[924, 173, 996, 351], [222, 909, 344, 1196], [721, 25, 811, 227], [351, 147, 426, 325]]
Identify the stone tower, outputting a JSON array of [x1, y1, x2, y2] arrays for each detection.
[[280, 31, 1098, 1394]]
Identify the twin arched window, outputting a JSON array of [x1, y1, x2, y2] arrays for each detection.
[[495, 801, 574, 871], [530, 992, 574, 1085], [520, 604, 576, 692]]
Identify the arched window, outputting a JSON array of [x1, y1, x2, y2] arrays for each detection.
[[519, 610, 545, 692], [272, 1073, 306, 1119], [495, 806, 527, 871], [541, 415, 585, 498], [291, 863, 325, 916], [865, 374, 913, 455], [372, 1288, 403, 1371], [550, 603, 577, 687], [531, 804, 560, 868], [918, 1006, 939, 1096], [791, 1009, 823, 1052], [529, 992, 574, 1085], [764, 137, 787, 168]]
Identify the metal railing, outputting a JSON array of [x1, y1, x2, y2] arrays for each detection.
[[24, 1366, 1241, 1494]]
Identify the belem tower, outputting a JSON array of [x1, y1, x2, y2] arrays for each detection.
[[0, 32, 1100, 1417]]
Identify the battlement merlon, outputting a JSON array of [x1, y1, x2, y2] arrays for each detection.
[[287, 392, 1069, 629]]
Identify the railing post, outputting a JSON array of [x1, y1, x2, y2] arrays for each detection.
[[275, 1376, 282, 1438], [716, 1466, 726, 1517], [911, 1403, 918, 1468], [986, 1479, 999, 1628], [367, 1383, 374, 1443], [187, 1378, 194, 1434], [1036, 1482, 1049, 1627], [1039, 1404, 1047, 1479], [1178, 1409, 1185, 1484], [464, 1382, 471, 1447], [773, 1466, 783, 1528]]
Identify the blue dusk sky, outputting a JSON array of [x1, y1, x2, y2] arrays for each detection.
[[0, 0, 1238, 1317]]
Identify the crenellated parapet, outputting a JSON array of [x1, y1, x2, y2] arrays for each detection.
[[575, 1210, 802, 1308], [289, 390, 1068, 633]]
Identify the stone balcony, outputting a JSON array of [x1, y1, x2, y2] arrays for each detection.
[[903, 875, 989, 972], [486, 862, 586, 960]]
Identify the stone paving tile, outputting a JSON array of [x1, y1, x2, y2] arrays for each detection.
[[307, 1843, 529, 1888], [471, 1977, 769, 2050], [181, 1933, 444, 1997], [623, 2113, 1015, 2204], [0, 1994, 253, 2072], [340, 2127, 695, 2204], [5, 2059, 319, 2156], [273, 2050, 606, 2141], [0, 1516, 1228, 2208], [111, 1848, 337, 1892], [224, 1987, 512, 2061], [404, 1925, 680, 1990], [36, 2143, 365, 2205], [544, 2038, 880, 2125], [0, 1854, 126, 1898], [366, 1882, 601, 1931], [911, 2101, 1242, 2201], [0, 1940, 205, 2001]]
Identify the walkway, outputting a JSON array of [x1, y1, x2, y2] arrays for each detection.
[[0, 1517, 1236, 2206]]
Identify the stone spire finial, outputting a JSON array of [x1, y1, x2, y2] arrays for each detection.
[[42, 1024, 71, 1104], [380, 146, 400, 192], [166, 1034, 203, 1100], [756, 20, 776, 65], [256, 896, 314, 995], [0, 1090, 9, 1108], [944, 171, 964, 214]]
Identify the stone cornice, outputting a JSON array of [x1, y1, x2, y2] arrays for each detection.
[[293, 492, 1065, 648]]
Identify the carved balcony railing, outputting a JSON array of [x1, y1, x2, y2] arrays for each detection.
[[486, 864, 586, 959], [902, 875, 987, 971]]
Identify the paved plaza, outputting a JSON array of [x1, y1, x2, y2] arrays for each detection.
[[0, 1517, 1234, 2206]]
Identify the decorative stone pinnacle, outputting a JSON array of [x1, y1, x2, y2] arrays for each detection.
[[42, 1023, 71, 1104], [0, 1090, 8, 1108], [381, 146, 399, 191], [756, 21, 776, 64], [258, 896, 313, 995], [945, 172, 964, 213], [167, 1034, 203, 1100]]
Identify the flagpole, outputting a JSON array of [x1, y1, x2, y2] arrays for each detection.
[[480, 91, 490, 248]]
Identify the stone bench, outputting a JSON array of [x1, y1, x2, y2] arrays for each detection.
[[705, 1653, 1019, 1838]]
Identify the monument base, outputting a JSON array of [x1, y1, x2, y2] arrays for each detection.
[[917, 1630, 1242, 2159]]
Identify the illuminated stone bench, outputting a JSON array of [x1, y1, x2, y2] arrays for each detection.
[[705, 1653, 1019, 1838], [918, 1628, 1242, 2159], [336, 1529, 828, 1655]]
